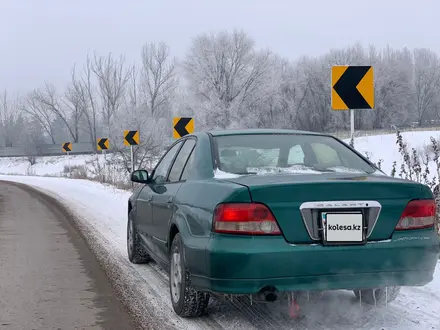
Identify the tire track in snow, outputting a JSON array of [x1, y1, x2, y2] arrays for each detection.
[[208, 286, 440, 330]]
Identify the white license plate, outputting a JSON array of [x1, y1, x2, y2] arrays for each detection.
[[324, 213, 363, 242]]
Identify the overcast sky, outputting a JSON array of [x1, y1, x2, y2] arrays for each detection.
[[1, 0, 439, 93]]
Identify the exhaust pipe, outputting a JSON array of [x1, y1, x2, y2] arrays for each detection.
[[259, 286, 278, 302]]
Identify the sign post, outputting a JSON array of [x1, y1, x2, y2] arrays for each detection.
[[97, 138, 109, 160], [130, 146, 133, 173], [67, 151, 70, 175], [350, 109, 355, 138], [97, 138, 109, 176], [124, 130, 139, 173], [173, 117, 194, 139], [331, 65, 374, 141], [62, 142, 72, 176]]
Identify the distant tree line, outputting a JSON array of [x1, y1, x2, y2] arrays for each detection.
[[1, 29, 440, 163]]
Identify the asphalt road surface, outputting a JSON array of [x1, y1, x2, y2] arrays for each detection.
[[0, 181, 136, 330]]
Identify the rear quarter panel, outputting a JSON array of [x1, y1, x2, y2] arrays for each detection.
[[173, 179, 251, 276]]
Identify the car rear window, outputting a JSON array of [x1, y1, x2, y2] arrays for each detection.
[[213, 133, 376, 175]]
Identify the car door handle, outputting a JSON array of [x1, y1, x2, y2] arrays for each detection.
[[146, 196, 153, 202], [167, 196, 173, 203]]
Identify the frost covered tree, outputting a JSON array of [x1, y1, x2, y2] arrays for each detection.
[[140, 41, 178, 118], [92, 53, 132, 135], [0, 90, 23, 147], [79, 54, 100, 146], [368, 46, 413, 129], [31, 70, 85, 143], [183, 30, 272, 129], [412, 48, 440, 126], [111, 41, 178, 171], [22, 117, 46, 164], [21, 90, 58, 144]]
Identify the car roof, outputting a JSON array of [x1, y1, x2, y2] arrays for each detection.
[[206, 128, 328, 137]]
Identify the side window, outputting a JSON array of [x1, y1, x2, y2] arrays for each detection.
[[167, 139, 196, 182], [152, 142, 183, 184], [180, 148, 195, 181], [288, 145, 305, 165], [311, 143, 342, 166]]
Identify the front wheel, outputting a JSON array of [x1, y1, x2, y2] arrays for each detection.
[[169, 233, 210, 317], [353, 287, 401, 305]]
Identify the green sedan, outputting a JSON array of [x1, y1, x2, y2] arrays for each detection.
[[127, 129, 440, 318]]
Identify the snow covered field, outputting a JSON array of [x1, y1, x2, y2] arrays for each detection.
[[1, 131, 440, 329], [1, 130, 440, 179], [353, 130, 440, 177], [0, 154, 99, 176]]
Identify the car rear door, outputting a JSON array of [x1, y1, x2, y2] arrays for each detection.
[[136, 141, 183, 252], [150, 138, 197, 261]]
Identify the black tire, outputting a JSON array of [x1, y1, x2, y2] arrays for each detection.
[[127, 209, 151, 264], [353, 287, 401, 305], [169, 233, 210, 317]]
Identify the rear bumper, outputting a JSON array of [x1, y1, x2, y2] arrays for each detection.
[[192, 270, 436, 294], [189, 230, 440, 294]]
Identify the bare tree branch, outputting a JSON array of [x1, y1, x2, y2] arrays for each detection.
[[80, 53, 99, 146], [0, 90, 20, 147], [32, 73, 85, 143], [140, 42, 178, 117], [92, 52, 132, 133], [21, 90, 57, 144]]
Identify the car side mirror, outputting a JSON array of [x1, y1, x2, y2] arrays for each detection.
[[131, 169, 149, 183]]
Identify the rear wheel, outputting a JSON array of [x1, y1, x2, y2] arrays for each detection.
[[169, 233, 210, 317], [127, 209, 151, 264], [353, 287, 401, 305]]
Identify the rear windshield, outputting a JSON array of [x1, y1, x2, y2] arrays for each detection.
[[213, 134, 377, 175]]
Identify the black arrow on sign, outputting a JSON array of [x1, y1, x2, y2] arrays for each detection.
[[333, 66, 371, 109], [63, 143, 71, 152], [174, 118, 192, 137], [125, 131, 138, 145], [98, 138, 108, 150]]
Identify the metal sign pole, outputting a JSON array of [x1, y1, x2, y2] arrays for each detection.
[[103, 149, 106, 181], [130, 145, 134, 173], [67, 151, 70, 177], [350, 109, 355, 140]]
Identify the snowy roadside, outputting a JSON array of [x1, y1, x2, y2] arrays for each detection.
[[1, 175, 440, 330]]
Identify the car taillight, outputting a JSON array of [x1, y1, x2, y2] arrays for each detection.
[[395, 199, 437, 230], [212, 203, 282, 235]]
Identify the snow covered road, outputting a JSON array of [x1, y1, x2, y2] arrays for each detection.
[[1, 175, 439, 330]]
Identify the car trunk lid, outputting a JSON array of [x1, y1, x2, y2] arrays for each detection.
[[218, 172, 430, 244]]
